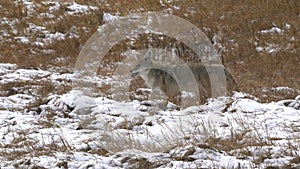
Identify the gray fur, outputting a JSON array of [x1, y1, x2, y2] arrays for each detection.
[[131, 51, 238, 108]]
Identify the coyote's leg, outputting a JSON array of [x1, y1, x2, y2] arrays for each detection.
[[151, 88, 168, 110]]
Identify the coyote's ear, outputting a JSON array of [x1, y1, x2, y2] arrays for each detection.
[[144, 50, 152, 61]]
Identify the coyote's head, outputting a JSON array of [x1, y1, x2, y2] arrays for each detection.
[[130, 50, 154, 78]]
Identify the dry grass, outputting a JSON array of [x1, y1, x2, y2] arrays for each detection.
[[190, 108, 300, 168], [0, 0, 299, 101], [1, 1, 299, 167], [0, 2, 298, 158], [0, 123, 72, 162]]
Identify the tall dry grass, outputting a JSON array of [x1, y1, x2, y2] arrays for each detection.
[[0, 0, 299, 100]]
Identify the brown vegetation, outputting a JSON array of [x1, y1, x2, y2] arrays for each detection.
[[0, 0, 299, 100]]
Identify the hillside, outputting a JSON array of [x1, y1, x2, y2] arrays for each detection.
[[0, 0, 299, 168]]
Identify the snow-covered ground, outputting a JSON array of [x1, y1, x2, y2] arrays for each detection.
[[0, 63, 299, 168], [0, 1, 299, 168]]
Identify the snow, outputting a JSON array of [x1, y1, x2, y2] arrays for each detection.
[[0, 1, 299, 168], [0, 63, 17, 75], [67, 2, 98, 14], [0, 64, 299, 168], [0, 1, 97, 47], [14, 36, 30, 44], [103, 12, 118, 23], [1, 69, 50, 82], [256, 24, 294, 54], [260, 26, 283, 34]]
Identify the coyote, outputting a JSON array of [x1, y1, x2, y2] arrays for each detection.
[[130, 49, 238, 109]]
